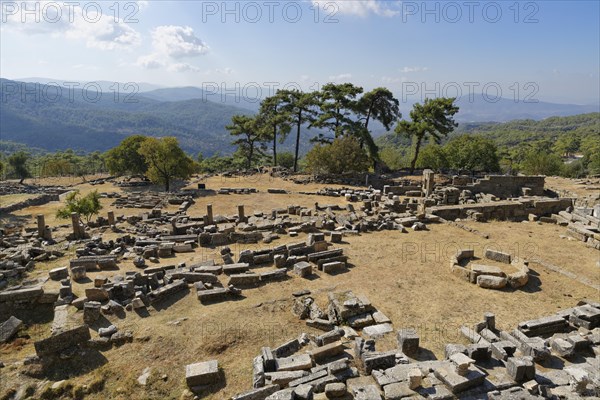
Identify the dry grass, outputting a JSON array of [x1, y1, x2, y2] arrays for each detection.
[[0, 175, 598, 399]]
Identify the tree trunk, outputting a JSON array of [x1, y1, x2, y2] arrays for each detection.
[[248, 144, 254, 170], [19, 177, 24, 184], [410, 137, 422, 174], [273, 124, 277, 166], [164, 177, 170, 192], [293, 112, 302, 172]]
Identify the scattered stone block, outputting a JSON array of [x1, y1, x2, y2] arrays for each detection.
[[85, 288, 109, 302], [293, 262, 312, 278], [330, 232, 342, 243], [0, 316, 23, 343], [322, 261, 345, 274], [49, 267, 68, 281], [228, 273, 260, 287], [383, 382, 414, 400], [275, 354, 313, 372], [185, 360, 220, 387], [232, 384, 280, 400], [350, 384, 382, 400], [70, 266, 87, 280], [324, 382, 346, 398], [83, 301, 102, 324], [506, 357, 535, 383], [485, 249, 512, 264], [477, 275, 507, 289], [397, 329, 419, 356], [363, 323, 393, 338], [433, 361, 486, 394], [309, 341, 344, 362]]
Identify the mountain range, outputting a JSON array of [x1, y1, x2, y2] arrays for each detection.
[[1, 77, 598, 155]]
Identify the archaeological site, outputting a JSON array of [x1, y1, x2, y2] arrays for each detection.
[[0, 170, 598, 400]]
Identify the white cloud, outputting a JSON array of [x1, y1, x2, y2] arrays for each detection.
[[137, 1, 149, 10], [136, 53, 164, 69], [151, 25, 209, 59], [328, 73, 352, 81], [312, 0, 400, 17], [1, 1, 141, 50], [400, 66, 429, 73], [136, 25, 207, 72]]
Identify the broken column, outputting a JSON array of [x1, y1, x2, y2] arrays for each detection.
[[107, 211, 115, 226], [206, 204, 214, 225], [238, 205, 246, 223], [36, 214, 48, 239], [423, 169, 435, 197]]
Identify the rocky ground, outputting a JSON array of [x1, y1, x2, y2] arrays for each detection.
[[0, 173, 598, 400]]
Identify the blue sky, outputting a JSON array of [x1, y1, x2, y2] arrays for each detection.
[[1, 0, 599, 104]]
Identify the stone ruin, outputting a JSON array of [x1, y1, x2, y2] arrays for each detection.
[[0, 171, 597, 399], [450, 249, 530, 290], [210, 292, 600, 399]]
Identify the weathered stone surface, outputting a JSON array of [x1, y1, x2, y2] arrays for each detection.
[[265, 388, 295, 400], [383, 382, 415, 400], [485, 249, 512, 264], [85, 287, 109, 302], [293, 384, 313, 400], [0, 316, 23, 343], [362, 350, 397, 374], [34, 325, 91, 357], [506, 357, 535, 383], [232, 384, 280, 400], [491, 341, 517, 361], [185, 360, 220, 387], [322, 261, 346, 274], [350, 384, 382, 400], [0, 286, 43, 303], [265, 371, 307, 387], [98, 325, 118, 338], [363, 323, 393, 338], [260, 268, 288, 282], [293, 262, 312, 278], [148, 279, 187, 304], [470, 264, 504, 278], [222, 263, 251, 275], [477, 275, 507, 289], [433, 361, 486, 394], [83, 301, 102, 324], [253, 356, 265, 388], [345, 312, 374, 329], [550, 337, 574, 357], [273, 339, 301, 358], [397, 329, 419, 356], [275, 354, 313, 372], [49, 267, 69, 280], [228, 273, 260, 287], [306, 318, 335, 331], [517, 315, 569, 337], [316, 328, 344, 346], [324, 382, 346, 397], [309, 341, 344, 362]]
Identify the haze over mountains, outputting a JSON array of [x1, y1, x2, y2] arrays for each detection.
[[1, 78, 598, 155]]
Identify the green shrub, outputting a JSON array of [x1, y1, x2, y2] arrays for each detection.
[[305, 136, 370, 175]]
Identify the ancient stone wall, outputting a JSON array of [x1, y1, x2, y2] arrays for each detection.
[[455, 175, 546, 199], [430, 198, 573, 221], [0, 194, 60, 214]]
